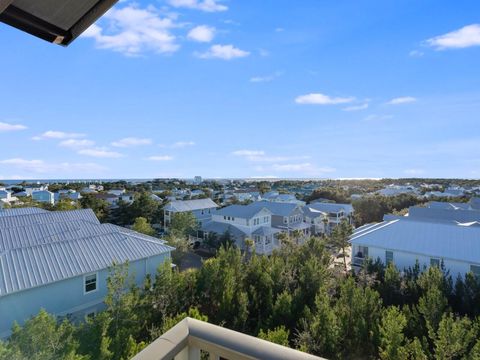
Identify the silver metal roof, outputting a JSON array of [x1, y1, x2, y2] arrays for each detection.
[[164, 198, 218, 212], [0, 232, 173, 296], [350, 218, 480, 264], [0, 208, 173, 297], [0, 207, 48, 217], [0, 208, 99, 229]]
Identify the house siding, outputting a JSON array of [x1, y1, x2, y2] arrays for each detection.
[[0, 253, 170, 338]]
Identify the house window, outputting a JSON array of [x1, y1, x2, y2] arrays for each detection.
[[232, 217, 235, 221], [283, 217, 288, 224], [85, 310, 96, 319], [430, 258, 440, 267], [385, 251, 394, 265], [471, 265, 480, 277], [224, 216, 227, 220], [84, 273, 97, 294]]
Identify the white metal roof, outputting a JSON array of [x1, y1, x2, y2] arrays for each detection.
[[350, 218, 480, 264], [164, 198, 218, 212], [0, 208, 99, 229]]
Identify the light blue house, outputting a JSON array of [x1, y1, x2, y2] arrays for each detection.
[[31, 190, 55, 205], [0, 208, 174, 338]]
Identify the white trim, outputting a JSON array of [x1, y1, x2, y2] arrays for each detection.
[[83, 272, 98, 295]]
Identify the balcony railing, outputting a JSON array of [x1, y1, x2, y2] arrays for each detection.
[[132, 317, 325, 360], [352, 256, 366, 266]]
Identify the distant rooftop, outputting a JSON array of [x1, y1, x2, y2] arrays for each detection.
[[164, 198, 218, 212]]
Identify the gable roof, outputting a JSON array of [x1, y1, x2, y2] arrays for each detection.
[[408, 206, 480, 223], [251, 201, 301, 217], [0, 208, 173, 297], [350, 219, 480, 264], [215, 204, 271, 219], [308, 202, 353, 214], [164, 198, 218, 212]]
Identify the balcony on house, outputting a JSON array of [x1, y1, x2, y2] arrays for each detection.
[[132, 317, 324, 360]]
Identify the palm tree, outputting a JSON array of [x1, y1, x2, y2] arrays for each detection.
[[276, 232, 291, 247], [244, 237, 254, 260], [291, 229, 303, 245]]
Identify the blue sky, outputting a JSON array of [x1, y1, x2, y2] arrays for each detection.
[[1, 0, 480, 180]]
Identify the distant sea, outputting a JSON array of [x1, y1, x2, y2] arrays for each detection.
[[0, 179, 153, 185]]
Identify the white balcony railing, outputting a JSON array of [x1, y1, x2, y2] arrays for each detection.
[[132, 317, 325, 360]]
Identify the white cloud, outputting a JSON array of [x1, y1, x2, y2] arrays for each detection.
[[0, 158, 106, 174], [426, 24, 480, 50], [167, 0, 227, 12], [250, 71, 282, 83], [159, 141, 196, 148], [232, 150, 265, 157], [387, 96, 417, 105], [0, 122, 27, 132], [32, 130, 86, 140], [409, 50, 424, 57], [82, 5, 179, 56], [147, 155, 174, 161], [343, 103, 369, 111], [187, 25, 215, 42], [78, 148, 124, 158], [275, 27, 285, 32], [257, 163, 336, 176], [196, 44, 250, 60], [59, 139, 95, 149], [295, 93, 354, 105], [172, 141, 195, 148], [111, 137, 152, 147]]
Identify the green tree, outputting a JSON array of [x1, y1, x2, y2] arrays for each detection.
[[79, 194, 110, 222], [434, 313, 477, 360], [330, 219, 353, 273], [379, 306, 408, 360], [132, 217, 156, 236], [258, 326, 290, 347]]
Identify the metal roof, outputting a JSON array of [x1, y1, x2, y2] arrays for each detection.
[[0, 208, 173, 296], [0, 0, 118, 46], [215, 204, 271, 219], [0, 207, 48, 217], [307, 202, 354, 214], [164, 198, 218, 212], [350, 218, 480, 264], [408, 206, 480, 223], [0, 208, 99, 229], [251, 201, 301, 217], [252, 226, 281, 236], [0, 231, 173, 296]]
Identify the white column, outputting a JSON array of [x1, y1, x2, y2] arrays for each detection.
[[174, 346, 200, 360]]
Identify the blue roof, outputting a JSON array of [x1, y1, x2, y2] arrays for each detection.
[[215, 204, 271, 219], [0, 207, 48, 217]]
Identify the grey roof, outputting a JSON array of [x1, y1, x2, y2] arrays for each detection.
[[252, 226, 281, 236], [350, 219, 480, 264], [164, 198, 218, 212], [215, 204, 271, 219], [302, 206, 327, 219], [307, 202, 353, 214], [408, 206, 480, 223], [201, 221, 247, 238], [0, 232, 173, 296], [0, 208, 173, 297], [426, 201, 471, 210], [0, 207, 48, 217], [0, 208, 99, 229], [251, 201, 301, 217]]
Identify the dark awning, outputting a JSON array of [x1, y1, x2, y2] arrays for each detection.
[[0, 0, 118, 46]]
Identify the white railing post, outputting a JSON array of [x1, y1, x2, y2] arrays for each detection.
[[188, 346, 201, 360]]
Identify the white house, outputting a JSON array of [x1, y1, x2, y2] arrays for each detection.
[[304, 202, 354, 234], [164, 198, 218, 229], [202, 204, 281, 255], [350, 216, 480, 278]]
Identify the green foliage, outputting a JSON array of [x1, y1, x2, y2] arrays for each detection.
[[258, 326, 290, 347], [132, 217, 156, 236], [79, 194, 110, 222], [379, 306, 408, 360]]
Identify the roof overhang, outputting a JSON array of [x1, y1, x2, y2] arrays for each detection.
[[0, 0, 118, 46]]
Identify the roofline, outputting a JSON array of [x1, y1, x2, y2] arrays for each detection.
[[0, 0, 118, 46], [0, 252, 172, 298]]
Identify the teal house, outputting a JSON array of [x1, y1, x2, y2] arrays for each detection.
[[0, 208, 174, 338]]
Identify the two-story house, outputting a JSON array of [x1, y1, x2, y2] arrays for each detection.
[[305, 202, 354, 234], [163, 198, 219, 229], [251, 201, 310, 243], [202, 204, 280, 255]]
